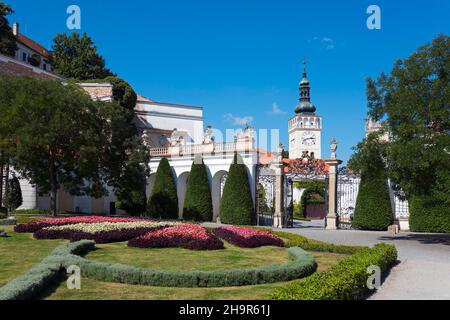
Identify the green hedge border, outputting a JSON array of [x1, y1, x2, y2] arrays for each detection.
[[0, 240, 95, 300], [0, 217, 16, 226], [271, 243, 397, 300]]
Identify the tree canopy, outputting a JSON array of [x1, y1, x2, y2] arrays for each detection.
[[364, 34, 450, 203], [0, 2, 17, 57], [50, 32, 114, 80]]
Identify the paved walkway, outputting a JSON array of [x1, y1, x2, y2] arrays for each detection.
[[281, 220, 450, 300]]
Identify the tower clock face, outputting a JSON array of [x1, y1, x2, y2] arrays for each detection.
[[302, 132, 316, 146]]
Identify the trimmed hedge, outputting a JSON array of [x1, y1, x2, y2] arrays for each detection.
[[0, 217, 16, 226], [353, 174, 394, 231], [271, 243, 398, 300], [220, 153, 255, 225], [0, 240, 95, 300], [147, 158, 179, 219], [183, 157, 213, 222], [409, 196, 450, 233], [69, 246, 316, 288]]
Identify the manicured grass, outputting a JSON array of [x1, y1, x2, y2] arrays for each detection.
[[0, 225, 66, 287], [86, 242, 290, 271]]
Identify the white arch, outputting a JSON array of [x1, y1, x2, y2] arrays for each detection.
[[177, 172, 190, 219], [211, 170, 228, 222]]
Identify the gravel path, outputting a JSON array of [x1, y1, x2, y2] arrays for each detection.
[[281, 220, 450, 300]]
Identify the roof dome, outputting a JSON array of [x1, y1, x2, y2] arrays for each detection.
[[295, 101, 316, 114]]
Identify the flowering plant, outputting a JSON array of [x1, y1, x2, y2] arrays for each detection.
[[214, 226, 284, 248], [128, 224, 224, 250], [14, 216, 147, 233]]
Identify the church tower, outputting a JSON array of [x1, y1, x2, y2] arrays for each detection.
[[288, 60, 322, 159]]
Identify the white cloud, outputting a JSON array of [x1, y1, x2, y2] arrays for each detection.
[[320, 37, 335, 50], [223, 113, 253, 126], [268, 102, 287, 115]]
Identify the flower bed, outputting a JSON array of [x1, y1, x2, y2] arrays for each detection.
[[33, 221, 176, 243], [128, 224, 224, 250], [214, 226, 284, 248], [14, 216, 146, 233]]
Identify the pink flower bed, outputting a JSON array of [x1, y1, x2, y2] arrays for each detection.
[[128, 224, 224, 250], [214, 226, 284, 248], [14, 216, 145, 233]]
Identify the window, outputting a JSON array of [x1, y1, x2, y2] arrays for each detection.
[[43, 63, 47, 70], [22, 52, 27, 62]]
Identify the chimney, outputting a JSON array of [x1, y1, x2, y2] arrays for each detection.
[[12, 22, 19, 37]]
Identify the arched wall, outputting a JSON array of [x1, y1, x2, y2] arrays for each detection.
[[211, 170, 228, 222], [177, 172, 190, 219]]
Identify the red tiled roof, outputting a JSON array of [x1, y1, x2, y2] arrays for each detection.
[[17, 34, 51, 59]]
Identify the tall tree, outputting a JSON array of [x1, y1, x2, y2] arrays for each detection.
[[366, 34, 450, 203], [147, 158, 178, 219], [0, 2, 17, 57], [220, 153, 254, 225], [0, 76, 108, 215], [51, 32, 114, 80], [183, 156, 213, 222]]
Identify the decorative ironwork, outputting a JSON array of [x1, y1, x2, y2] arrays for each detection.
[[256, 164, 276, 227], [337, 166, 361, 229]]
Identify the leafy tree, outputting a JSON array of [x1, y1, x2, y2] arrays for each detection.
[[0, 76, 109, 215], [2, 175, 22, 212], [0, 2, 17, 57], [183, 156, 213, 222], [366, 34, 450, 204], [85, 77, 137, 111], [220, 153, 254, 225], [51, 32, 114, 80], [349, 133, 394, 230], [147, 158, 178, 219]]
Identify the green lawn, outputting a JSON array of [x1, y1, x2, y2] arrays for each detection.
[[44, 248, 346, 300], [0, 225, 66, 287], [0, 225, 347, 300]]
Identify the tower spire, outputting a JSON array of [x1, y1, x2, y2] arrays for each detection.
[[295, 58, 316, 114]]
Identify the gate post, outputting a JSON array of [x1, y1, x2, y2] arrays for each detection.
[[273, 144, 284, 229], [324, 139, 342, 230]]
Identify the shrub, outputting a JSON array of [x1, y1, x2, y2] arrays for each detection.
[[147, 158, 178, 219], [14, 216, 146, 233], [353, 174, 394, 231], [0, 207, 7, 219], [409, 196, 450, 233], [128, 224, 224, 250], [214, 226, 284, 248], [2, 176, 23, 212], [271, 243, 398, 300], [0, 217, 16, 225], [220, 153, 254, 225], [183, 157, 213, 222]]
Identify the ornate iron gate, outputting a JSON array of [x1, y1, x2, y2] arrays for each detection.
[[336, 167, 361, 229], [255, 164, 276, 226]]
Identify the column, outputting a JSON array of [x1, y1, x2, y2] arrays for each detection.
[[273, 166, 283, 229], [324, 159, 342, 230]]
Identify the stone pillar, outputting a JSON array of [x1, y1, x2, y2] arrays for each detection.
[[273, 165, 283, 229], [324, 159, 342, 230]]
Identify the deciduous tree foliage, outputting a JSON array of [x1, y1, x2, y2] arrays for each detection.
[[220, 153, 254, 225], [147, 158, 178, 219], [183, 156, 213, 222], [0, 2, 17, 57], [51, 32, 114, 80], [366, 34, 450, 204]]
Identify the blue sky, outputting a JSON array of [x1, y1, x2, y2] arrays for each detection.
[[6, 0, 450, 162]]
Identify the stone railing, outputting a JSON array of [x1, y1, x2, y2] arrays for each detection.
[[149, 140, 255, 157]]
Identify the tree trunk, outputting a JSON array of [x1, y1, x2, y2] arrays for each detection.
[[49, 159, 58, 217], [4, 160, 9, 212], [0, 151, 3, 208]]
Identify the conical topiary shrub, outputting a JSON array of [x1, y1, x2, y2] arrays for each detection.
[[183, 156, 213, 222], [220, 153, 255, 225], [2, 176, 23, 212], [147, 158, 178, 219], [353, 173, 394, 231]]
